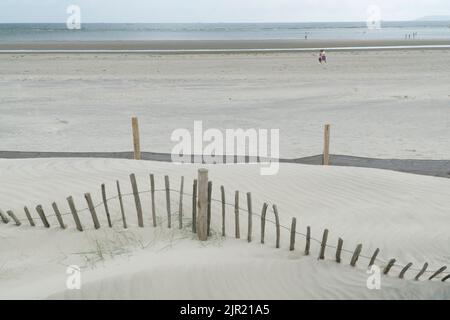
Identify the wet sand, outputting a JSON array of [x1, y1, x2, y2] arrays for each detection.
[[1, 39, 450, 51]]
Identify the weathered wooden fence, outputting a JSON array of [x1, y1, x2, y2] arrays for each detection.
[[0, 168, 448, 284]]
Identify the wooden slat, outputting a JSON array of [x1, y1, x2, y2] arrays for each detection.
[[36, 205, 50, 228], [234, 191, 240, 239], [85, 193, 100, 229], [369, 248, 380, 267], [6, 210, 21, 226], [0, 209, 10, 224], [150, 174, 156, 227], [399, 262, 413, 279], [179, 176, 184, 229], [101, 184, 112, 227], [221, 186, 226, 236], [207, 181, 212, 236], [318, 228, 328, 259], [305, 226, 311, 255], [414, 262, 428, 281], [192, 179, 197, 233], [273, 205, 281, 249], [247, 192, 253, 243], [428, 266, 447, 280], [289, 217, 296, 251], [383, 258, 396, 275], [350, 244, 362, 266], [67, 196, 83, 231], [24, 206, 35, 226], [260, 203, 268, 244], [130, 173, 144, 227], [165, 175, 171, 228], [197, 169, 209, 241], [51, 202, 66, 229], [336, 238, 343, 263], [116, 180, 127, 228]]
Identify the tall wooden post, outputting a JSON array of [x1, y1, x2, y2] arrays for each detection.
[[323, 124, 330, 165], [131, 117, 141, 160], [197, 169, 209, 241]]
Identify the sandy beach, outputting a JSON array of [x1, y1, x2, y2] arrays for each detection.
[[1, 158, 449, 299], [0, 48, 449, 159], [1, 11, 450, 301]]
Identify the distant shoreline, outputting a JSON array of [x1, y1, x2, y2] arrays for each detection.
[[1, 39, 450, 53]]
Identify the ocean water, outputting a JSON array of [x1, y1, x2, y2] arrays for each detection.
[[0, 22, 450, 42]]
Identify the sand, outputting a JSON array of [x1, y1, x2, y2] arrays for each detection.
[[0, 49, 449, 160], [1, 39, 450, 50], [0, 158, 449, 299]]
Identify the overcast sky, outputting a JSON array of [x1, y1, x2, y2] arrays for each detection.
[[0, 0, 449, 23]]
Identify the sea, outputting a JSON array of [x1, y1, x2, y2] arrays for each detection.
[[0, 21, 450, 42]]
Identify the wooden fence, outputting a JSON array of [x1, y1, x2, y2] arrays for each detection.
[[0, 169, 448, 284]]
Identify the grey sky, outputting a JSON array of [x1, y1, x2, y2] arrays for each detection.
[[0, 0, 449, 23]]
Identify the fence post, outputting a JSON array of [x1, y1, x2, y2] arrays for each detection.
[[247, 192, 253, 243], [383, 258, 396, 275], [36, 205, 50, 228], [414, 262, 428, 281], [130, 173, 144, 227], [336, 238, 343, 263], [0, 209, 10, 224], [207, 181, 212, 236], [273, 205, 280, 249], [428, 266, 447, 280], [221, 186, 226, 237], [67, 196, 83, 231], [318, 229, 328, 259], [165, 175, 171, 228], [102, 184, 112, 227], [51, 202, 66, 229], [24, 206, 35, 227], [85, 193, 101, 229], [369, 248, 380, 267], [234, 191, 240, 239], [150, 174, 156, 227], [131, 116, 141, 160], [260, 203, 268, 244], [399, 263, 413, 279], [179, 176, 184, 229], [305, 226, 311, 255], [289, 217, 296, 251], [197, 169, 208, 241], [323, 124, 330, 165], [350, 244, 363, 266], [192, 179, 197, 233], [7, 211, 21, 226], [116, 180, 127, 228]]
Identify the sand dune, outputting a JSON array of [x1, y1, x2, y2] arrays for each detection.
[[0, 158, 449, 299]]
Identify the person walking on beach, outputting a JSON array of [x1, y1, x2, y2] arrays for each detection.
[[319, 50, 326, 63]]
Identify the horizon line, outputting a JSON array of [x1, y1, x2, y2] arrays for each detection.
[[2, 19, 450, 24]]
